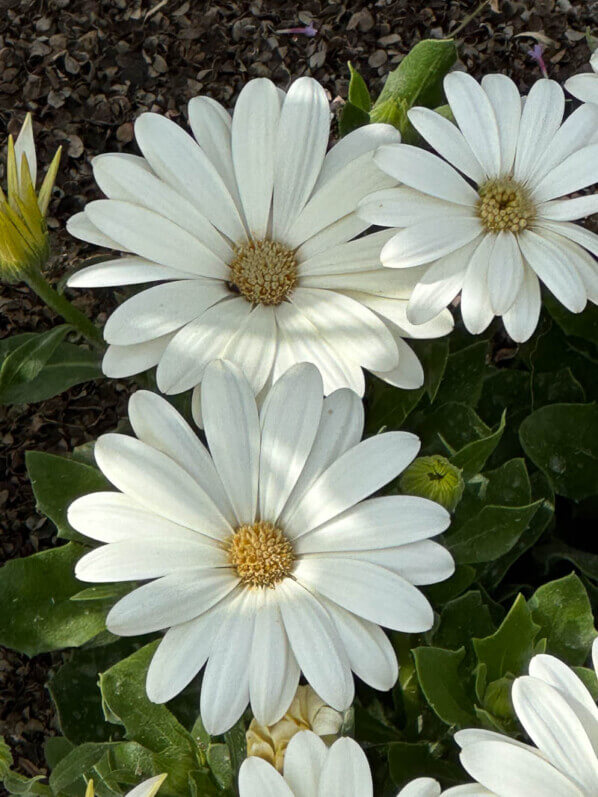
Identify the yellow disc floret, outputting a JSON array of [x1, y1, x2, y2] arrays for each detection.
[[477, 177, 535, 233], [228, 521, 295, 588], [229, 240, 297, 305]]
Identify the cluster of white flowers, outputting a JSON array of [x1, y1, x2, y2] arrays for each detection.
[[61, 53, 598, 796]]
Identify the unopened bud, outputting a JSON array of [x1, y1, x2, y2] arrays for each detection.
[[399, 455, 464, 512]]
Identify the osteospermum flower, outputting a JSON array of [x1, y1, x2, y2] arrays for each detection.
[[246, 685, 344, 771], [0, 114, 61, 280], [565, 51, 598, 108], [359, 72, 598, 342], [66, 76, 453, 397], [397, 778, 490, 795], [239, 731, 375, 797], [85, 774, 166, 797], [69, 360, 453, 735], [454, 639, 598, 795]]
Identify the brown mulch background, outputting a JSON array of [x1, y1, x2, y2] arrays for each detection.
[[1, 0, 597, 784]]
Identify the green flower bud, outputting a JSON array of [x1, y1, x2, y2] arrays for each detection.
[[399, 455, 465, 512], [483, 676, 515, 722]]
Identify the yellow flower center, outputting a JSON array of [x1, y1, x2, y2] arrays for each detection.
[[229, 240, 297, 305], [228, 521, 295, 588], [477, 177, 535, 233]]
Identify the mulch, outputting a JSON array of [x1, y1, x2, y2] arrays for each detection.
[[1, 0, 596, 782]]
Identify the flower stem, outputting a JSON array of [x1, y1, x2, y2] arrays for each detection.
[[449, 0, 491, 38], [23, 269, 104, 349]]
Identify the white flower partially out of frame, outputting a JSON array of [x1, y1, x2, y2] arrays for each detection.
[[66, 76, 453, 398], [85, 773, 167, 797], [396, 776, 492, 795], [454, 638, 598, 796], [238, 731, 374, 797], [69, 360, 453, 736], [566, 51, 598, 108], [359, 72, 598, 342]]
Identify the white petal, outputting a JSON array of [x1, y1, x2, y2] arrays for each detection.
[[283, 432, 420, 537], [317, 737, 373, 797], [529, 103, 598, 185], [398, 778, 441, 797], [104, 280, 227, 345], [200, 590, 257, 735], [407, 106, 485, 182], [381, 218, 482, 269], [283, 732, 327, 797], [406, 239, 479, 325], [481, 74, 522, 174], [15, 113, 37, 186], [315, 122, 400, 189], [86, 200, 228, 279], [127, 390, 234, 522], [537, 219, 598, 258], [94, 433, 232, 539], [538, 229, 598, 303], [370, 335, 424, 390], [322, 598, 398, 691], [460, 741, 583, 797], [202, 360, 260, 525], [487, 232, 524, 315], [375, 144, 479, 205], [222, 305, 278, 394], [285, 151, 397, 249], [102, 335, 172, 379], [298, 230, 395, 277], [145, 604, 223, 703], [518, 229, 586, 312], [91, 153, 233, 263], [295, 558, 434, 632], [290, 287, 398, 372], [277, 578, 354, 710], [295, 495, 449, 554], [68, 256, 193, 288], [187, 96, 240, 206], [67, 211, 127, 251], [126, 774, 168, 797], [259, 363, 323, 523], [460, 234, 496, 335], [444, 72, 501, 177], [565, 72, 598, 105], [539, 195, 598, 221], [238, 757, 293, 797], [156, 298, 251, 394], [232, 79, 280, 238], [300, 267, 425, 298], [353, 293, 454, 338], [532, 143, 598, 203], [283, 388, 364, 516], [512, 676, 598, 791], [106, 570, 238, 635], [502, 264, 542, 343], [249, 591, 300, 726], [134, 112, 246, 241], [75, 537, 227, 582], [272, 77, 329, 238], [514, 79, 565, 182], [296, 213, 370, 261], [273, 301, 365, 396], [338, 539, 455, 585], [358, 186, 474, 228]]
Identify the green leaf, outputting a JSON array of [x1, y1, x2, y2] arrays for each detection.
[[413, 402, 491, 456], [545, 292, 598, 346], [388, 741, 463, 788], [370, 39, 457, 138], [365, 376, 424, 433], [347, 62, 371, 111], [424, 564, 476, 606], [473, 594, 541, 683], [0, 325, 71, 400], [206, 745, 232, 791], [434, 591, 495, 652], [338, 101, 370, 137], [528, 573, 597, 665], [413, 646, 476, 727], [447, 501, 541, 564], [99, 643, 216, 796], [451, 410, 506, 480], [484, 458, 532, 507], [49, 742, 118, 793], [0, 543, 106, 656], [520, 403, 598, 501], [435, 341, 488, 408], [410, 338, 449, 403], [26, 451, 110, 542], [224, 718, 247, 782]]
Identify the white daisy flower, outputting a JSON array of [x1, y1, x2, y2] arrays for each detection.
[[455, 638, 598, 796], [397, 777, 491, 795], [239, 731, 374, 797], [359, 72, 598, 342], [66, 77, 453, 398], [69, 360, 453, 736], [566, 51, 598, 108], [85, 773, 166, 797]]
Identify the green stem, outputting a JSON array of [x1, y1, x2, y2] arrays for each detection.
[[24, 269, 104, 349], [449, 0, 491, 38]]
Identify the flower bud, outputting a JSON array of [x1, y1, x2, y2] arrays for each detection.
[[399, 455, 465, 512], [246, 685, 344, 772], [0, 114, 61, 281]]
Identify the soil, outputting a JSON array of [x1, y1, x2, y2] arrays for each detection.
[[1, 0, 597, 783]]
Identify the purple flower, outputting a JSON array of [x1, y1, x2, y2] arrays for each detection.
[[276, 23, 317, 37], [528, 44, 548, 78]]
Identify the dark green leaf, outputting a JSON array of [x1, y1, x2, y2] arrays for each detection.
[[447, 502, 541, 564], [0, 325, 71, 402], [434, 591, 495, 652], [347, 62, 371, 111], [413, 646, 476, 726], [388, 741, 463, 788], [338, 101, 370, 137], [0, 543, 106, 656], [435, 341, 488, 408], [410, 338, 449, 404], [545, 292, 598, 347], [520, 403, 598, 501], [365, 376, 424, 434], [451, 410, 506, 480]]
